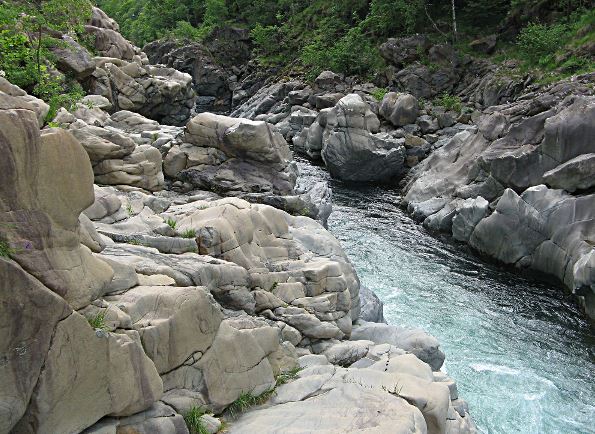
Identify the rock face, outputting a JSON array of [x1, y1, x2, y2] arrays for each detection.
[[228, 351, 476, 434], [88, 57, 196, 126], [54, 105, 172, 192], [296, 94, 406, 183], [404, 77, 595, 319], [380, 35, 529, 107], [0, 91, 162, 433], [164, 113, 297, 195]]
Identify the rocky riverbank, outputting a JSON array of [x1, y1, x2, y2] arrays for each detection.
[[226, 63, 594, 323], [0, 7, 477, 434]]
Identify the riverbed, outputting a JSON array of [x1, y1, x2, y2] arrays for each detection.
[[298, 159, 595, 434]]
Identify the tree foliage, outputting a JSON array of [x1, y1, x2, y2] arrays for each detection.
[[0, 0, 92, 121]]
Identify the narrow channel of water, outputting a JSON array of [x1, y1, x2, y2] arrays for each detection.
[[298, 159, 595, 434]]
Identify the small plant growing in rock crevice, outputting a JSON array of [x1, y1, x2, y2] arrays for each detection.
[[275, 366, 301, 386], [181, 228, 197, 239], [166, 218, 177, 230], [125, 202, 134, 216], [88, 309, 108, 331], [184, 406, 210, 434], [0, 240, 15, 258], [370, 88, 388, 102]]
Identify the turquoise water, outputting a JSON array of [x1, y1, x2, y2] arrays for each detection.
[[298, 159, 594, 434]]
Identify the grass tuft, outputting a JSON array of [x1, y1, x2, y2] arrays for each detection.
[[184, 406, 210, 434], [166, 218, 177, 230], [0, 240, 15, 258], [181, 228, 197, 239], [275, 366, 302, 386]]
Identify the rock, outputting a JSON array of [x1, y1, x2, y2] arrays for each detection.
[[197, 317, 280, 412], [404, 82, 595, 316], [470, 186, 595, 300], [437, 111, 457, 129], [380, 35, 431, 67], [451, 197, 490, 242], [112, 402, 189, 434], [164, 113, 297, 196], [314, 94, 406, 182], [469, 35, 498, 55], [228, 382, 427, 434], [351, 321, 445, 370], [13, 313, 162, 434], [85, 24, 136, 60], [0, 76, 49, 124], [106, 286, 223, 373], [379, 92, 420, 127], [50, 35, 96, 79], [543, 153, 595, 192], [358, 285, 385, 323], [88, 59, 196, 126], [418, 114, 440, 134], [314, 71, 342, 91]]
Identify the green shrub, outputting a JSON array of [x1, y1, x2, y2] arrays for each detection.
[[227, 390, 275, 417], [517, 22, 569, 65], [275, 366, 302, 386], [184, 406, 209, 434], [370, 88, 388, 102], [301, 26, 383, 80], [433, 92, 462, 113]]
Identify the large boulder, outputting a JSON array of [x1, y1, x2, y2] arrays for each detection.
[[299, 94, 406, 182], [164, 113, 297, 195], [379, 92, 420, 127], [88, 58, 196, 126], [0, 87, 163, 433]]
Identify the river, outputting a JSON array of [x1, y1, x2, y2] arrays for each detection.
[[298, 158, 595, 434]]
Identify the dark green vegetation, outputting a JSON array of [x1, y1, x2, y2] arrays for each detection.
[[0, 0, 93, 121], [87, 309, 108, 330], [98, 0, 594, 80]]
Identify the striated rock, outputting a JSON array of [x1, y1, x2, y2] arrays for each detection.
[[13, 313, 162, 434], [543, 153, 595, 192], [351, 321, 445, 370], [298, 94, 406, 182], [88, 57, 196, 126], [164, 113, 297, 195]]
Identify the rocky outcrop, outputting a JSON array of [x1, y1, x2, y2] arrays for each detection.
[[0, 91, 162, 433], [88, 56, 196, 126], [228, 350, 475, 434], [380, 35, 530, 107], [404, 76, 595, 319], [144, 28, 252, 114], [54, 104, 173, 192], [295, 94, 406, 183], [164, 112, 297, 195]]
